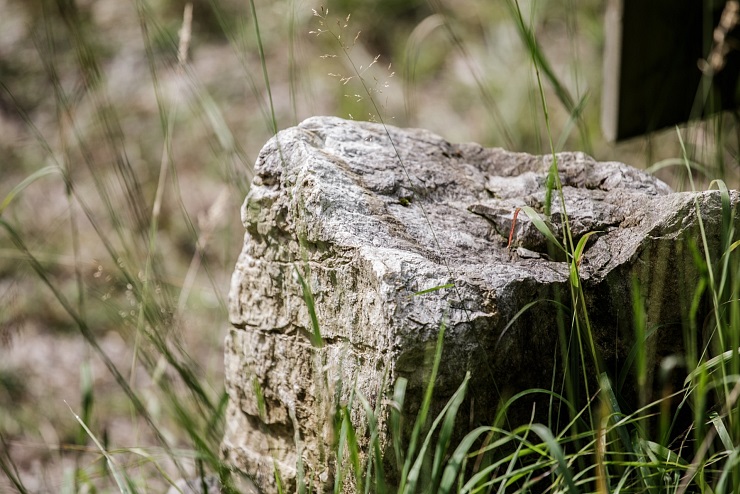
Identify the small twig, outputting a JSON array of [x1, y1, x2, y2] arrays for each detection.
[[507, 207, 521, 251]]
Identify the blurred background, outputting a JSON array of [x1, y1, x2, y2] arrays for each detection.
[[0, 0, 737, 491]]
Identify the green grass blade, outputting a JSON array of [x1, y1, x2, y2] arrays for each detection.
[[355, 392, 386, 494], [398, 321, 446, 493], [502, 0, 592, 153], [519, 206, 566, 253], [645, 158, 711, 177], [599, 373, 633, 455], [684, 348, 740, 386], [494, 387, 575, 432], [715, 449, 740, 494], [66, 401, 130, 494], [633, 436, 659, 494], [414, 283, 455, 296], [496, 301, 541, 348], [461, 441, 551, 494], [295, 267, 323, 348], [710, 412, 734, 452], [495, 414, 536, 494], [248, 0, 278, 134], [0, 432, 29, 493], [77, 361, 95, 446], [341, 407, 364, 494], [0, 166, 62, 216], [333, 412, 348, 494], [569, 231, 599, 289], [555, 90, 591, 153], [426, 372, 471, 493], [616, 323, 659, 395], [437, 426, 494, 494], [642, 439, 688, 468], [529, 424, 580, 494], [390, 377, 408, 473], [573, 231, 598, 266], [630, 276, 647, 410]]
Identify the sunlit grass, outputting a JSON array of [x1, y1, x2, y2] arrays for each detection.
[[2, 0, 740, 492]]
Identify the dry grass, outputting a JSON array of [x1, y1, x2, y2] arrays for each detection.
[[1, 0, 739, 492]]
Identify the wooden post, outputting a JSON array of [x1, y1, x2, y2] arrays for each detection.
[[602, 0, 740, 141]]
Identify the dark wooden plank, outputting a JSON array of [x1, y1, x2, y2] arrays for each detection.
[[602, 0, 740, 141]]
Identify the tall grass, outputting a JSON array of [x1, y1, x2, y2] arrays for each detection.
[[1, 1, 250, 492], [3, 0, 740, 493], [303, 3, 740, 494]]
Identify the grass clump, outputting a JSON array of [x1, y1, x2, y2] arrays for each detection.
[[2, 0, 740, 493], [296, 4, 740, 494]]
